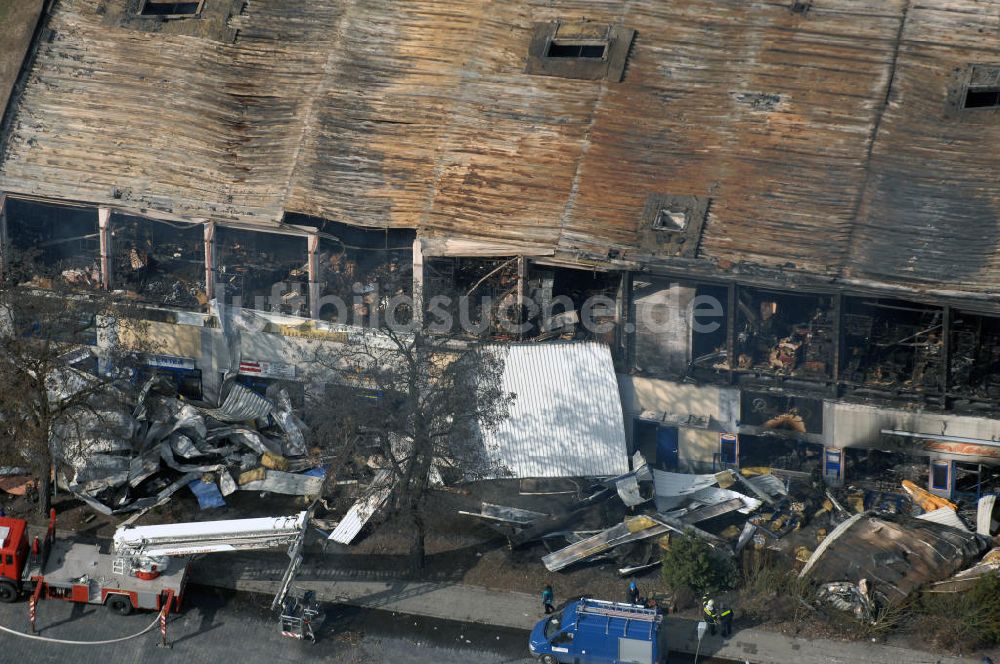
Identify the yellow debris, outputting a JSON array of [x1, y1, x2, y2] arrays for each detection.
[[716, 471, 736, 489], [822, 499, 833, 511], [847, 493, 866, 514], [238, 467, 266, 485], [816, 528, 828, 545], [982, 548, 1000, 565], [261, 452, 289, 471], [795, 546, 813, 563], [739, 466, 772, 478], [901, 480, 958, 512], [625, 515, 657, 533], [720, 525, 742, 539]]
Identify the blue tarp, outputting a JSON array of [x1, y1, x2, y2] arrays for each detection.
[[188, 478, 226, 509], [300, 466, 327, 478]]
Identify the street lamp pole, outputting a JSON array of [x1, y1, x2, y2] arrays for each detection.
[[694, 620, 708, 664]]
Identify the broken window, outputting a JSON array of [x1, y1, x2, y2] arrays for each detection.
[[524, 22, 635, 82], [547, 41, 606, 59], [652, 209, 688, 232], [962, 65, 1000, 109], [687, 283, 729, 382], [734, 287, 835, 381], [4, 199, 102, 290], [949, 310, 1000, 408], [111, 213, 205, 309], [637, 194, 709, 258], [841, 297, 944, 397], [216, 227, 308, 317], [297, 217, 414, 328], [139, 0, 204, 17]]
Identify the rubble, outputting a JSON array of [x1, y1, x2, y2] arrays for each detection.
[[799, 513, 989, 604], [50, 374, 324, 515]]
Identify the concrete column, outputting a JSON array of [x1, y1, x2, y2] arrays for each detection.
[[516, 256, 528, 340], [0, 193, 7, 282], [307, 234, 320, 319], [204, 222, 216, 302], [411, 237, 424, 329], [98, 207, 112, 290]]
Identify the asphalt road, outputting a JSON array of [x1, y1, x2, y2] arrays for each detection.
[[0, 585, 733, 663]]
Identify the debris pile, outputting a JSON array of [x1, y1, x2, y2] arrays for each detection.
[[455, 454, 1000, 619], [52, 376, 323, 515]]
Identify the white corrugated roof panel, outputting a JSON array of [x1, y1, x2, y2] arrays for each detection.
[[481, 342, 629, 478]]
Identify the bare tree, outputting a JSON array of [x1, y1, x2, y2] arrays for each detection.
[[0, 260, 148, 515], [310, 327, 513, 569]]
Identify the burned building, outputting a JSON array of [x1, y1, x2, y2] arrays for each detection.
[[2, 1, 1000, 497]]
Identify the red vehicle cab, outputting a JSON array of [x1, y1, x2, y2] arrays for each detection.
[[0, 516, 29, 601]]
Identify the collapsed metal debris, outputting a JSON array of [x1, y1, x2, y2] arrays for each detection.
[[799, 513, 988, 604], [53, 375, 321, 514]]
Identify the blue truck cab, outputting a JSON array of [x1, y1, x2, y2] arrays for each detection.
[[528, 598, 666, 664]]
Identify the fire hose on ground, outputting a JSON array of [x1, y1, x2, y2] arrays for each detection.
[[0, 606, 165, 645]]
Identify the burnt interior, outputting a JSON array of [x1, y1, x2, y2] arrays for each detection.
[[5, 199, 101, 289], [216, 227, 308, 316], [950, 310, 1000, 406], [689, 283, 729, 380], [842, 297, 944, 397], [734, 287, 835, 381], [111, 213, 204, 308]]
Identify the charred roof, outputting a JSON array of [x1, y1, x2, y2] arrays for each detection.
[[2, 0, 1000, 300]]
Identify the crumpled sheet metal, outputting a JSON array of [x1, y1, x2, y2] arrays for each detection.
[[916, 507, 971, 532], [239, 469, 324, 496], [652, 470, 731, 511], [273, 389, 307, 457], [799, 513, 989, 603], [329, 470, 395, 545], [687, 486, 762, 514], [71, 471, 202, 515], [201, 382, 273, 423]]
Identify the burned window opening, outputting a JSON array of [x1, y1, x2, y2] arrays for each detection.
[[841, 297, 944, 396], [734, 287, 835, 381], [688, 283, 729, 381], [315, 239, 412, 328], [139, 1, 204, 17], [525, 22, 634, 82], [652, 209, 688, 232], [960, 65, 1000, 111], [216, 227, 308, 317], [4, 199, 102, 291], [111, 213, 205, 309], [737, 435, 822, 474], [637, 194, 708, 258], [964, 89, 1000, 109], [547, 41, 606, 59], [949, 310, 1000, 406], [424, 257, 520, 339], [286, 216, 416, 328], [423, 259, 617, 343]]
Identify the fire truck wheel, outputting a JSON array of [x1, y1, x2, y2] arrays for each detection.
[[539, 656, 557, 664], [106, 594, 134, 615], [0, 580, 18, 603]]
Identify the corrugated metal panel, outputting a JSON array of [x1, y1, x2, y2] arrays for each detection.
[[202, 383, 273, 423], [978, 495, 997, 536], [329, 470, 395, 545], [917, 507, 971, 533], [482, 341, 628, 478]]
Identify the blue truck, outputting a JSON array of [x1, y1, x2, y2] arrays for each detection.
[[528, 598, 666, 664]]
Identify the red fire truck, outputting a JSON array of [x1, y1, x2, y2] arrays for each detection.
[[0, 508, 308, 628]]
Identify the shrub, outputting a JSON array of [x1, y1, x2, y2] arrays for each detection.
[[660, 531, 737, 596], [917, 574, 1000, 650]]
